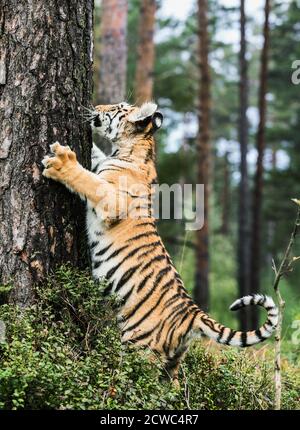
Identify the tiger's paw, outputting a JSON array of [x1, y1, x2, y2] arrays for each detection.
[[42, 142, 78, 182]]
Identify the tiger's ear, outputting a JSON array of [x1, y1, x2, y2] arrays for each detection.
[[128, 102, 163, 133]]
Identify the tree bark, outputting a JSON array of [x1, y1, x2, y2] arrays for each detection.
[[135, 0, 156, 104], [98, 0, 128, 104], [238, 0, 251, 330], [250, 0, 270, 327], [0, 0, 93, 306], [194, 0, 211, 312]]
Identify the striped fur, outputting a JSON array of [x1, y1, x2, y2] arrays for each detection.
[[42, 102, 279, 383]]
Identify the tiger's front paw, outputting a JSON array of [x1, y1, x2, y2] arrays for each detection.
[[42, 142, 78, 182]]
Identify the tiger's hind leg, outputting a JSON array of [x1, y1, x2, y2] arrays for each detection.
[[167, 361, 181, 389]]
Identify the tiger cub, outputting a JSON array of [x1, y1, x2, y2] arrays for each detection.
[[42, 101, 278, 384]]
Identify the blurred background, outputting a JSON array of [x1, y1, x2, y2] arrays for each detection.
[[93, 0, 300, 361]]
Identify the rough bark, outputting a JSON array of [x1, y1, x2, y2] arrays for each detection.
[[98, 0, 128, 104], [250, 0, 270, 327], [238, 0, 251, 330], [0, 0, 93, 306], [194, 0, 211, 312], [135, 0, 156, 104]]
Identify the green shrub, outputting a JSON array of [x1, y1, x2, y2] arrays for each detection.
[[0, 266, 299, 410]]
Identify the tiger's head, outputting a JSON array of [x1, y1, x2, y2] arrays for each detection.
[[90, 102, 163, 143]]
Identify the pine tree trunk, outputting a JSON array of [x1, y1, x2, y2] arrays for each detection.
[[250, 0, 270, 327], [220, 152, 230, 236], [0, 0, 93, 306], [238, 0, 251, 330], [194, 0, 211, 312], [135, 0, 156, 104], [98, 0, 128, 104]]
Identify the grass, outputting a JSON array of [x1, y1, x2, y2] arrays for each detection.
[[0, 266, 299, 410]]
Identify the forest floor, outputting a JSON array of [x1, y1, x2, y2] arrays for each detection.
[[0, 266, 299, 410]]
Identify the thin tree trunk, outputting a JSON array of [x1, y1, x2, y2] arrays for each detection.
[[135, 0, 156, 103], [194, 0, 211, 312], [238, 0, 251, 330], [0, 0, 93, 306], [250, 0, 271, 327], [98, 0, 128, 104], [220, 152, 230, 236]]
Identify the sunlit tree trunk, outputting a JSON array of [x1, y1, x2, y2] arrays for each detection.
[[238, 0, 251, 330], [135, 0, 157, 103], [194, 0, 211, 312], [250, 0, 271, 327], [0, 0, 93, 306]]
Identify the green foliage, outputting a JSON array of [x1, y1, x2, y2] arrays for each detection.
[[0, 267, 299, 410]]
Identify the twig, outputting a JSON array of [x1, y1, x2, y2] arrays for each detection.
[[272, 200, 300, 410]]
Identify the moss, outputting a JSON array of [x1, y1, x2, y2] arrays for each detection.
[[0, 266, 299, 410]]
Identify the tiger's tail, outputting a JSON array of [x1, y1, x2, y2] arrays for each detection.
[[194, 294, 279, 347]]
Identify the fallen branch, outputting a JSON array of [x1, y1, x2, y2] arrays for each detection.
[[272, 199, 300, 410]]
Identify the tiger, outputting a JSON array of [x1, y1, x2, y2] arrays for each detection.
[[41, 101, 279, 386]]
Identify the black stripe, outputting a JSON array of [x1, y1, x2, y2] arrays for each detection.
[[95, 243, 113, 257], [102, 245, 128, 261], [125, 241, 161, 260], [110, 149, 119, 157], [115, 265, 139, 292], [183, 310, 200, 337], [241, 332, 248, 347], [111, 110, 121, 121], [126, 231, 158, 243], [160, 278, 176, 292], [154, 265, 172, 286], [106, 260, 125, 280], [103, 243, 160, 279], [137, 271, 154, 292], [98, 168, 122, 174], [163, 325, 177, 354], [93, 260, 101, 270], [255, 329, 265, 341], [167, 303, 189, 326], [164, 293, 181, 309], [140, 254, 166, 273], [177, 308, 195, 332], [103, 282, 113, 296], [121, 285, 135, 303], [92, 163, 100, 173], [129, 323, 160, 343], [123, 287, 170, 334], [90, 241, 99, 250], [217, 326, 225, 343], [200, 315, 220, 333], [265, 318, 274, 328], [225, 330, 237, 345], [123, 270, 172, 322], [155, 319, 167, 343], [135, 221, 157, 229]]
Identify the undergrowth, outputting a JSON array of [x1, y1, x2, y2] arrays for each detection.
[[0, 266, 299, 410]]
